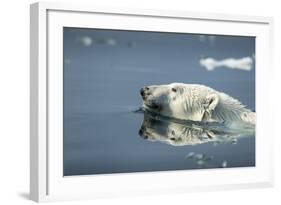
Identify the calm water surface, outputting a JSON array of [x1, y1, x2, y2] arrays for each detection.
[[63, 28, 255, 176]]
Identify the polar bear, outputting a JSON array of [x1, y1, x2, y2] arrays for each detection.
[[140, 83, 255, 127]]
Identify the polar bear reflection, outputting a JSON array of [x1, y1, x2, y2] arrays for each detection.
[[138, 112, 253, 146]]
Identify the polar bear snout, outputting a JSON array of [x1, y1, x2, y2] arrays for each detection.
[[140, 85, 168, 113], [140, 86, 150, 99], [140, 88, 145, 98]]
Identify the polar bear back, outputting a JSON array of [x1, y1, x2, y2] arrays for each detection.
[[181, 84, 255, 124], [212, 91, 255, 126]]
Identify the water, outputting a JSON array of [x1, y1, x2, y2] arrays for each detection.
[[63, 28, 255, 176]]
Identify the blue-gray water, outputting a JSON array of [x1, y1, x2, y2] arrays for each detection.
[[63, 28, 255, 176]]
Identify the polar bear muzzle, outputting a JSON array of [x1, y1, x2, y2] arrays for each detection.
[[140, 86, 151, 100], [140, 86, 163, 112]]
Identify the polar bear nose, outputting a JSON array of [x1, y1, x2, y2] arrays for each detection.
[[140, 86, 149, 96], [138, 129, 143, 136], [140, 88, 145, 97]]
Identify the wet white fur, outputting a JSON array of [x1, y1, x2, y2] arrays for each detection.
[[142, 83, 255, 127]]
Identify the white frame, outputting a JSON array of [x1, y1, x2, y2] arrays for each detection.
[[30, 2, 274, 202]]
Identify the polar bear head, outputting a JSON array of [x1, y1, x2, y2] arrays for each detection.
[[140, 83, 182, 112], [140, 83, 219, 121]]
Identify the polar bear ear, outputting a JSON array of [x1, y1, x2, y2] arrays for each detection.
[[206, 93, 219, 111]]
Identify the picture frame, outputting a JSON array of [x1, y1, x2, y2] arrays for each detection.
[[30, 2, 274, 202]]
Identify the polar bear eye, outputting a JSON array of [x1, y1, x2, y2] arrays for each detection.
[[171, 87, 177, 92]]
